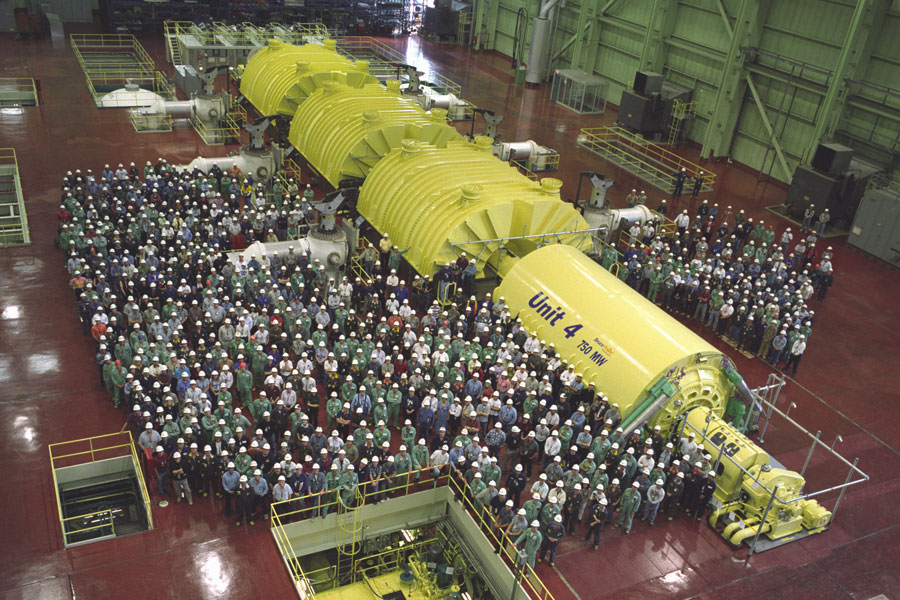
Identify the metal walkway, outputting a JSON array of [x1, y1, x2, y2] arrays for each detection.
[[579, 126, 715, 195], [0, 78, 39, 107], [70, 34, 173, 107], [0, 149, 30, 246]]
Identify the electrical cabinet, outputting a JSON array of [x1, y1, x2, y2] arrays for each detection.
[[848, 187, 900, 266]]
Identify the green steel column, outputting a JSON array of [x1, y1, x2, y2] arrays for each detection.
[[569, 0, 597, 69], [745, 72, 793, 181], [804, 0, 886, 161], [701, 0, 770, 160], [638, 0, 676, 72], [473, 0, 486, 48], [581, 0, 619, 74], [485, 0, 503, 50]]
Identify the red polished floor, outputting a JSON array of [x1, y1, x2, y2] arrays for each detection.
[[1, 27, 898, 600]]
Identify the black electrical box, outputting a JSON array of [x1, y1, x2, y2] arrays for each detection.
[[618, 90, 657, 134], [811, 142, 853, 177], [633, 71, 663, 95]]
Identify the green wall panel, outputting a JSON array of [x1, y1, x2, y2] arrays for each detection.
[[482, 0, 898, 180]]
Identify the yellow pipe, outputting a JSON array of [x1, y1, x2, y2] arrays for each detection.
[[709, 501, 739, 528], [722, 515, 758, 541], [730, 519, 771, 546]]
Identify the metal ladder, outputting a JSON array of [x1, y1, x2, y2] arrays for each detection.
[[335, 489, 363, 585], [667, 99, 696, 146]]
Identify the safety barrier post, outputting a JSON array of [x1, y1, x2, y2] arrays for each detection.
[[748, 484, 779, 558], [800, 430, 821, 477], [829, 457, 858, 525]]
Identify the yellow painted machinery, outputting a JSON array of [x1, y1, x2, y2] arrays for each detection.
[[241, 39, 590, 278], [240, 41, 838, 549], [240, 39, 377, 117], [684, 407, 770, 502], [497, 245, 832, 546], [289, 82, 462, 187], [496, 244, 732, 433], [710, 460, 831, 547], [358, 139, 590, 277]]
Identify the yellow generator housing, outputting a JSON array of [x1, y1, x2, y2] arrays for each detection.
[[240, 39, 377, 117], [357, 139, 591, 278], [497, 244, 732, 428], [288, 81, 462, 187]]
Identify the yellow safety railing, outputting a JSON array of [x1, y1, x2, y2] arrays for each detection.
[[541, 153, 561, 171], [166, 21, 330, 66], [230, 65, 244, 87], [49, 431, 154, 539], [232, 102, 248, 124], [667, 99, 696, 146], [270, 465, 445, 524], [445, 473, 556, 600], [302, 563, 338, 593], [191, 113, 242, 146], [0, 148, 31, 246], [130, 111, 173, 133], [281, 157, 304, 182], [349, 254, 375, 283], [70, 33, 156, 72], [336, 36, 462, 97], [271, 508, 316, 596], [70, 34, 172, 105], [614, 209, 676, 255], [512, 159, 538, 180], [579, 126, 716, 192], [512, 154, 560, 175], [269, 466, 556, 600], [60, 508, 116, 545], [0, 77, 38, 107]]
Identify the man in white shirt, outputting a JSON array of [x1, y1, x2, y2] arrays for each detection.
[[784, 335, 807, 376]]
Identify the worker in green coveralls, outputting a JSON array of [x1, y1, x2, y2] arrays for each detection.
[[515, 521, 543, 569], [615, 481, 642, 534]]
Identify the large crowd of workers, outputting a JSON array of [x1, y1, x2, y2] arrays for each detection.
[[56, 159, 833, 569], [603, 190, 835, 376]]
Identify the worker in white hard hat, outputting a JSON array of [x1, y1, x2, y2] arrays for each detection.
[[583, 492, 609, 550], [250, 469, 270, 519], [692, 471, 717, 521], [539, 513, 566, 566], [515, 520, 543, 568], [642, 478, 666, 525], [170, 451, 193, 505], [665, 471, 686, 521], [615, 481, 642, 534], [235, 474, 254, 526]]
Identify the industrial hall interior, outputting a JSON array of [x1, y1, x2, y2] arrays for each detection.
[[1, 0, 899, 598]]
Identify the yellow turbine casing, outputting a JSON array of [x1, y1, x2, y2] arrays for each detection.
[[240, 39, 377, 117], [496, 244, 730, 430], [288, 82, 463, 187], [357, 139, 591, 277]]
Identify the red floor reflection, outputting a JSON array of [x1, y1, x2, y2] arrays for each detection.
[[0, 26, 897, 600]]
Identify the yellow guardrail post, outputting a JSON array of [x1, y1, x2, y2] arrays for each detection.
[[266, 466, 554, 599], [0, 148, 30, 246], [49, 431, 154, 541], [579, 126, 715, 193]]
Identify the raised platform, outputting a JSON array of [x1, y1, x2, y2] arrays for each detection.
[[0, 149, 30, 246], [578, 126, 715, 195], [69, 33, 173, 107], [0, 78, 39, 107], [270, 474, 545, 600]]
